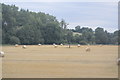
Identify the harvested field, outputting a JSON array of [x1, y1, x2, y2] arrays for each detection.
[[2, 45, 118, 78]]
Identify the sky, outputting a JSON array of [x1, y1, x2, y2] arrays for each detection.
[[1, 1, 118, 32]]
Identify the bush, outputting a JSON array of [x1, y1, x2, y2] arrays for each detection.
[[79, 41, 87, 45], [9, 36, 20, 44]]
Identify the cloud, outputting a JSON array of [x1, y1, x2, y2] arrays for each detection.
[[68, 19, 118, 32], [0, 0, 119, 2], [1, 2, 118, 32]]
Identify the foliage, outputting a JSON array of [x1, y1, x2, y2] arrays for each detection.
[[9, 36, 20, 44], [2, 4, 119, 45]]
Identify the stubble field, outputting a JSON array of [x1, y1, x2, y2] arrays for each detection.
[[1, 45, 118, 78]]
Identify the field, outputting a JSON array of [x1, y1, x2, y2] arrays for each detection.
[[2, 45, 118, 78]]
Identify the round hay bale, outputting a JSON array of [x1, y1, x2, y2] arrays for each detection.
[[53, 43, 56, 46], [117, 58, 120, 65], [60, 43, 63, 46], [0, 51, 5, 57], [38, 44, 41, 46], [87, 44, 90, 46], [86, 47, 90, 52], [77, 44, 80, 47], [15, 44, 18, 47], [54, 45, 58, 48], [99, 44, 103, 47], [22, 45, 27, 49]]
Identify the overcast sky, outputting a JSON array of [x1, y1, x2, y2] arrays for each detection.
[[1, 1, 118, 32]]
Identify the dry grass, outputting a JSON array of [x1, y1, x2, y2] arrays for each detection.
[[2, 45, 118, 78]]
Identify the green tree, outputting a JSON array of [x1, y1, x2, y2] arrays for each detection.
[[75, 25, 81, 33], [9, 36, 20, 44], [95, 27, 108, 44]]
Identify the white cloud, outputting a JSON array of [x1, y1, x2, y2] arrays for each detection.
[[0, 0, 119, 2], [1, 2, 118, 32], [68, 19, 118, 32]]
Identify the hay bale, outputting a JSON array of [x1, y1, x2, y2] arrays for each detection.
[[77, 44, 80, 47], [0, 51, 5, 57], [87, 44, 90, 46], [99, 44, 103, 47], [54, 45, 58, 48], [38, 44, 41, 46], [53, 43, 55, 46], [117, 58, 120, 65], [86, 47, 90, 52], [22, 45, 27, 49], [60, 43, 63, 46], [15, 44, 18, 47]]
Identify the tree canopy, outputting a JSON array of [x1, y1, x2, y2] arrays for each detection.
[[2, 4, 119, 45]]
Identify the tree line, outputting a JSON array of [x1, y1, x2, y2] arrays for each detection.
[[1, 4, 120, 45]]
